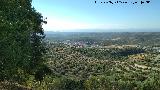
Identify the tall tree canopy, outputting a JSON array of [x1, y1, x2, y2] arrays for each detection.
[[0, 0, 47, 81]]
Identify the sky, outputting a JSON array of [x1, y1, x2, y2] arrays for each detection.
[[32, 0, 160, 32]]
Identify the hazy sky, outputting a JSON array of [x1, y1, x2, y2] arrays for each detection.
[[32, 0, 160, 32]]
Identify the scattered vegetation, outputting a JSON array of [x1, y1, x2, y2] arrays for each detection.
[[1, 0, 160, 90]]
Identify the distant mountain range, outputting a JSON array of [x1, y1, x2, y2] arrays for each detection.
[[44, 29, 160, 33]]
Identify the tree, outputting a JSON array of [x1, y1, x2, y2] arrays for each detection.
[[0, 0, 48, 82]]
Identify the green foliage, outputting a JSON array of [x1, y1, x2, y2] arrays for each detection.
[[1, 0, 160, 89], [0, 0, 47, 83], [43, 42, 160, 90]]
